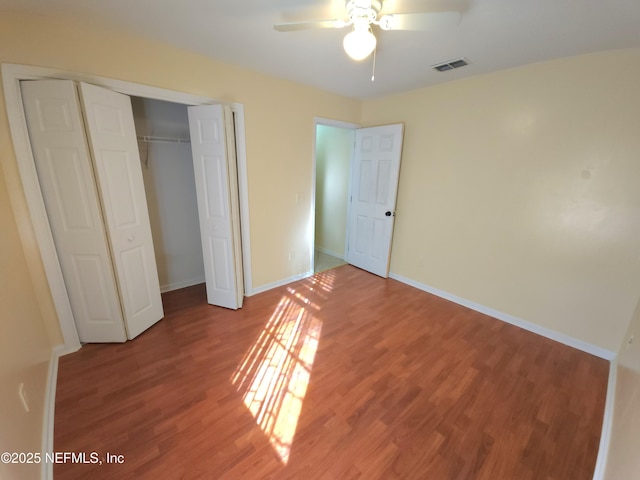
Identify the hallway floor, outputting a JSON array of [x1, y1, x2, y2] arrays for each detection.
[[314, 249, 346, 273]]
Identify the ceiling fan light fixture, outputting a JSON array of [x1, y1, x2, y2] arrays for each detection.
[[343, 22, 377, 61], [378, 14, 394, 30]]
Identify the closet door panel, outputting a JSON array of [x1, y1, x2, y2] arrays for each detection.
[[188, 104, 243, 309], [79, 82, 164, 340], [21, 79, 127, 343]]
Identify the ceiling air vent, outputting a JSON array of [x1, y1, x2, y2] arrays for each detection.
[[432, 57, 470, 72]]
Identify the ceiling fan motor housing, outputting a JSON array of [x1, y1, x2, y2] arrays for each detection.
[[346, 0, 383, 24]]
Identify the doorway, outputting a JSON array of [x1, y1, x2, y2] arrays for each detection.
[[20, 80, 245, 342], [312, 119, 405, 278], [132, 97, 206, 295], [3, 63, 253, 351], [312, 120, 357, 273]]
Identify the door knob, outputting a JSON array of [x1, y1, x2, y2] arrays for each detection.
[[127, 235, 135, 242], [385, 211, 394, 217]]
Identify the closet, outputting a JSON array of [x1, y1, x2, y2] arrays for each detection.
[[21, 80, 243, 344], [131, 97, 205, 294]]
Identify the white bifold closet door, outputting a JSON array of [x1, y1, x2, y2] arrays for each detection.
[[188, 105, 244, 310], [21, 80, 164, 342], [79, 82, 164, 339]]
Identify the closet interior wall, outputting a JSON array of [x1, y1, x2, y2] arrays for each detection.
[[131, 97, 205, 293]]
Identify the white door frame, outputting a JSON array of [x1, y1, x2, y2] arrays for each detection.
[[311, 117, 359, 272], [2, 63, 254, 353]]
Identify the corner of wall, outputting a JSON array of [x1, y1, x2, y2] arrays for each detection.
[[41, 345, 65, 480]]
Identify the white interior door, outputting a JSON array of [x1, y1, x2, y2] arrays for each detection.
[[79, 82, 164, 340], [187, 104, 243, 309], [346, 124, 404, 277], [21, 80, 127, 342]]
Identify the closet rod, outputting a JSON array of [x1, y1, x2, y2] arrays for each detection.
[[136, 135, 191, 144]]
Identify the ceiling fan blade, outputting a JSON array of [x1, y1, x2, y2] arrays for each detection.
[[382, 11, 461, 31], [274, 19, 343, 32]]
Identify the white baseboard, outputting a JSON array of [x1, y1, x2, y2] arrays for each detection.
[[388, 272, 616, 360], [160, 275, 205, 293], [592, 359, 617, 480], [314, 246, 344, 259], [41, 345, 64, 480], [249, 270, 314, 296]]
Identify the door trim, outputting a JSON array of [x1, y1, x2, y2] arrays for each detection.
[[2, 63, 254, 352]]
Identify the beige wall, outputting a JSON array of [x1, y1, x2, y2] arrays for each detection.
[[314, 125, 353, 257], [0, 163, 53, 480], [605, 295, 640, 478], [361, 49, 640, 352]]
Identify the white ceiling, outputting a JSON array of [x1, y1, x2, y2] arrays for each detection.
[[2, 0, 640, 99]]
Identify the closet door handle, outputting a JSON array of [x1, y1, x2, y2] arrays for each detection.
[[127, 235, 135, 242]]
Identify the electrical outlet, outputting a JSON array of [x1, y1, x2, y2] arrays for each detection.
[[18, 383, 30, 413], [288, 251, 295, 262]]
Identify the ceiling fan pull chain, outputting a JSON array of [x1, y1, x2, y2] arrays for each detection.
[[371, 47, 376, 81]]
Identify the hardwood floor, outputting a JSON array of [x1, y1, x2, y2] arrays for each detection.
[[54, 265, 609, 479]]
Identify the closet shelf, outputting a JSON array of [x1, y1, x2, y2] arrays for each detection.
[[137, 135, 191, 144]]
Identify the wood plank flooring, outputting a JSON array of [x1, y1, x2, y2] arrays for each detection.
[[54, 265, 609, 479]]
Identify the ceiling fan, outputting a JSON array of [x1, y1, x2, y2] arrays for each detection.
[[274, 0, 461, 61]]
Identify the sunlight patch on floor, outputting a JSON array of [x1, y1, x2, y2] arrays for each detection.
[[231, 270, 336, 463]]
